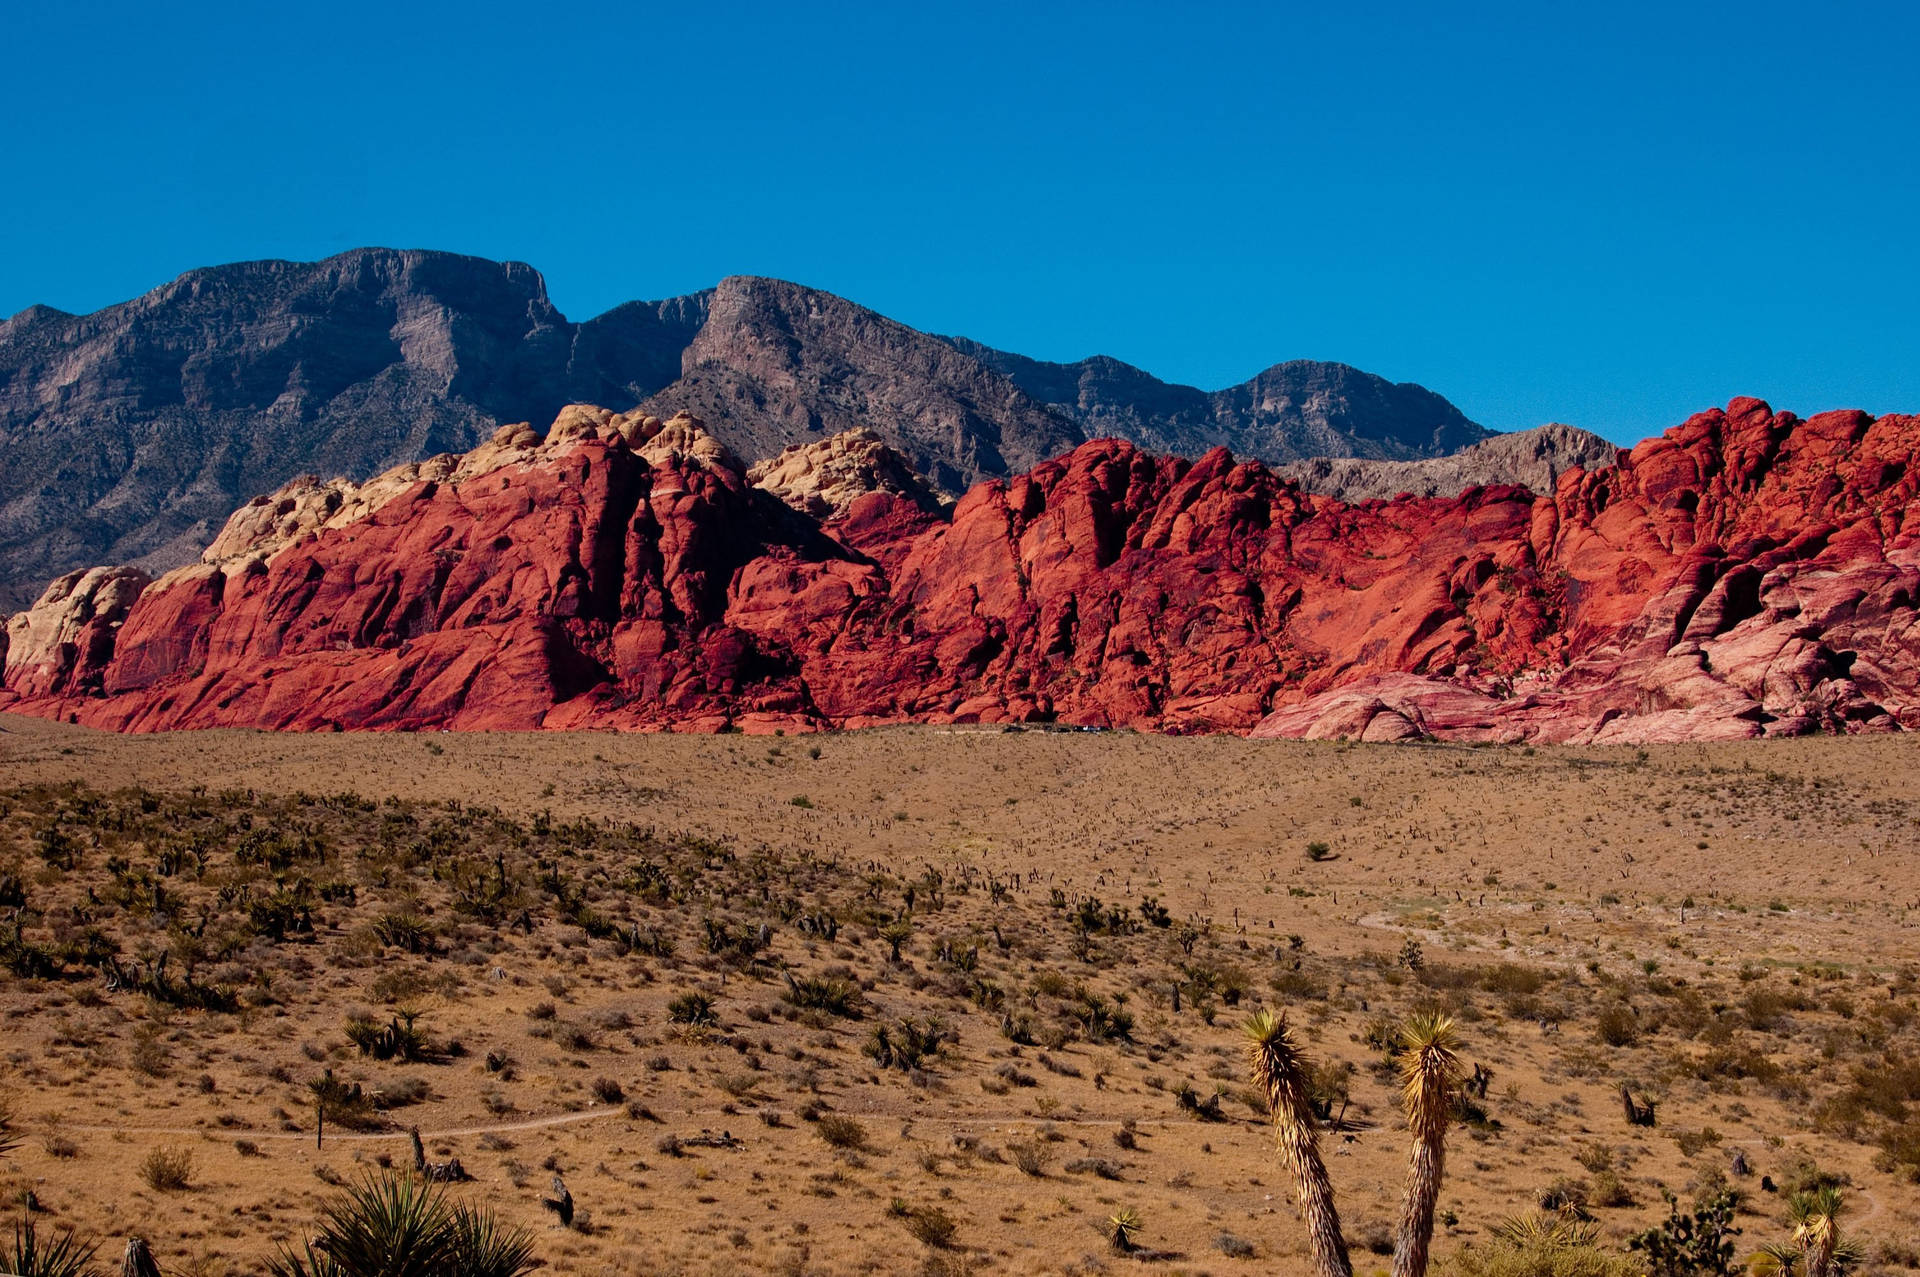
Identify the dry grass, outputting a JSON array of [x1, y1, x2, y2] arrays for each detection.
[[0, 714, 1918, 1273]]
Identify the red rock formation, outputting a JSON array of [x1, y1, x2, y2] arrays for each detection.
[[3, 398, 1917, 741]]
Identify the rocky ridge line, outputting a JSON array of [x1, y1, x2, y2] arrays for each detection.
[[4, 396, 1910, 744]]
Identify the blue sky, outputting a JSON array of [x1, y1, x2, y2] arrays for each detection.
[[4, 2, 1916, 446]]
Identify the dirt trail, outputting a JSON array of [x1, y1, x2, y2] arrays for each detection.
[[69, 1106, 625, 1142]]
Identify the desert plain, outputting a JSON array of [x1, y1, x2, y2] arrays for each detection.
[[1, 711, 1918, 1274]]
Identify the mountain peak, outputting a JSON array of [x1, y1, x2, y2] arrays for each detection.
[[0, 250, 1488, 608]]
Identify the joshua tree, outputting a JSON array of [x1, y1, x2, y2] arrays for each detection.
[[122, 1237, 162, 1277], [1788, 1187, 1845, 1277], [1244, 1009, 1352, 1277], [1392, 1012, 1463, 1277], [879, 917, 914, 963]]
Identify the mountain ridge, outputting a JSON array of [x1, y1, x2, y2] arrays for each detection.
[[0, 247, 1489, 608], [4, 396, 1915, 744], [943, 336, 1492, 461]]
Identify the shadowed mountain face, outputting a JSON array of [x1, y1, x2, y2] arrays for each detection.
[[639, 277, 1082, 493], [0, 249, 709, 608], [0, 248, 1486, 607], [944, 339, 1493, 462]]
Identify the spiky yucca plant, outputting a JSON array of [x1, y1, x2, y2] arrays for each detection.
[[1748, 1241, 1804, 1276], [445, 1204, 539, 1277], [267, 1169, 538, 1277], [1494, 1212, 1599, 1249], [1392, 1012, 1464, 1277], [6, 1211, 101, 1277], [1245, 1010, 1352, 1277], [1749, 1234, 1866, 1276]]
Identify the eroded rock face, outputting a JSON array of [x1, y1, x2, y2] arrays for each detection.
[[748, 429, 946, 519], [3, 565, 152, 700], [1276, 424, 1620, 503], [3, 398, 1916, 741]]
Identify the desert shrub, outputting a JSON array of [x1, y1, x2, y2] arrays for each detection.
[[1352, 1217, 1395, 1255], [1775, 1158, 1849, 1198], [590, 1077, 624, 1104], [1006, 1138, 1051, 1177], [1214, 1231, 1256, 1258], [1594, 1003, 1639, 1048], [1692, 1044, 1791, 1094], [1064, 1157, 1125, 1180], [128, 1027, 171, 1077], [373, 1076, 431, 1109], [1739, 987, 1791, 1031], [888, 1199, 958, 1248], [1590, 1171, 1635, 1208], [1879, 1120, 1920, 1180], [1030, 970, 1072, 999], [139, 1145, 195, 1191], [312, 1071, 384, 1132], [814, 1114, 868, 1150]]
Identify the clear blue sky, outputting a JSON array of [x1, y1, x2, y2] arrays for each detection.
[[5, 2, 1916, 446]]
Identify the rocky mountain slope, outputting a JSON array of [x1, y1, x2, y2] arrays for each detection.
[[3, 397, 1914, 743], [0, 248, 1487, 609], [1275, 424, 1619, 502], [946, 339, 1492, 461], [0, 249, 708, 608], [640, 277, 1081, 493]]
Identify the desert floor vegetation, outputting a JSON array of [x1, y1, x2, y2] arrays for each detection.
[[1, 713, 1919, 1273]]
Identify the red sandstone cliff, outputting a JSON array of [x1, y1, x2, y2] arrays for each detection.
[[3, 397, 1916, 742]]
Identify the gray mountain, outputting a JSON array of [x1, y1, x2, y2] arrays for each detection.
[[1275, 423, 1619, 502], [0, 249, 708, 608], [943, 339, 1491, 462], [0, 248, 1490, 608], [639, 276, 1081, 493]]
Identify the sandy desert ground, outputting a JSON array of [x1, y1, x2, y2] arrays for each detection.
[[2, 711, 1919, 1275]]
